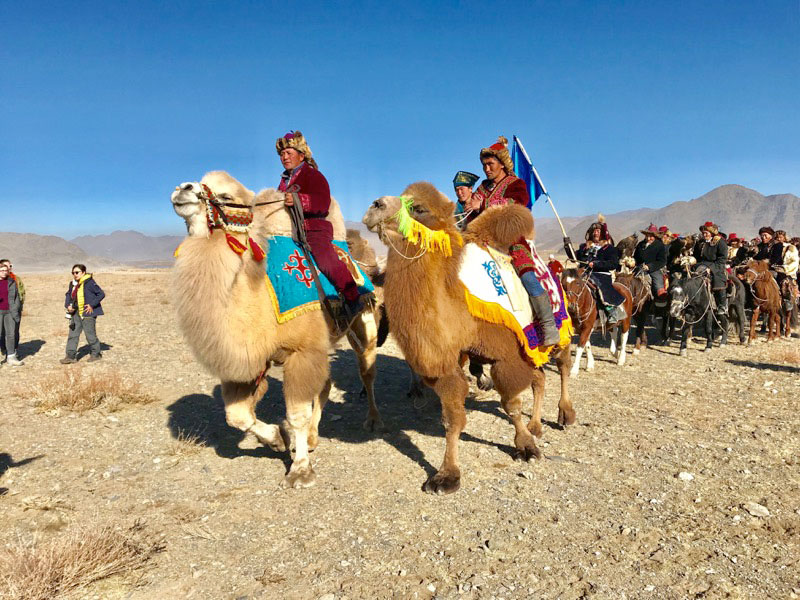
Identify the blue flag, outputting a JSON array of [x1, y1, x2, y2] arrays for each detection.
[[512, 135, 547, 208]]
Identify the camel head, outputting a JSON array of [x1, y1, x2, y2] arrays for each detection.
[[362, 195, 403, 234], [171, 170, 255, 237]]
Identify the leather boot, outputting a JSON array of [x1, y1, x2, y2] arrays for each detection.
[[530, 294, 561, 346]]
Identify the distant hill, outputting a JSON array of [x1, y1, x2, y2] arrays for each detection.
[[0, 232, 124, 271], [72, 230, 183, 264], [534, 185, 800, 254]]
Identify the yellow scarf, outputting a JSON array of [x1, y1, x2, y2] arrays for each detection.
[[75, 274, 91, 316]]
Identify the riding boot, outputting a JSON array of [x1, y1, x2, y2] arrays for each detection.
[[606, 304, 627, 324], [714, 289, 728, 316], [530, 294, 561, 347]]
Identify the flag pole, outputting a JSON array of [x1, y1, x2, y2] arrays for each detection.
[[516, 137, 578, 262]]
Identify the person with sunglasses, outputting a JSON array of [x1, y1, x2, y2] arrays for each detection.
[[0, 262, 23, 366], [60, 264, 105, 364]]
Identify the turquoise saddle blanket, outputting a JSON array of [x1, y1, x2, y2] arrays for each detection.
[[265, 235, 374, 320]]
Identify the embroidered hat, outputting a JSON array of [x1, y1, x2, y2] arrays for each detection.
[[479, 136, 514, 174], [699, 221, 719, 235], [641, 223, 661, 237], [452, 171, 480, 190], [276, 131, 318, 169]]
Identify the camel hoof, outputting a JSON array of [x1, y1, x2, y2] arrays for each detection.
[[362, 415, 386, 433], [281, 464, 316, 489], [513, 443, 541, 462], [253, 424, 287, 453], [558, 408, 576, 428], [476, 377, 494, 391], [422, 470, 461, 495]]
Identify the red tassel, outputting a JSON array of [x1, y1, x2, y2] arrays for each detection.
[[226, 233, 247, 255], [249, 238, 266, 262]]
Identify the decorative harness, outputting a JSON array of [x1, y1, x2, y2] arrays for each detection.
[[563, 271, 595, 326], [744, 267, 779, 306], [199, 183, 268, 261]]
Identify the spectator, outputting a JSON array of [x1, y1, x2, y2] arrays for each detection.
[[0, 262, 23, 366], [60, 264, 105, 364]]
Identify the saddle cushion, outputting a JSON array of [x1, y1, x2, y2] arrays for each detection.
[[459, 241, 572, 367], [265, 235, 374, 323]]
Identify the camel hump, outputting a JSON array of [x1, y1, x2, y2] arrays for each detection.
[[466, 204, 534, 248]]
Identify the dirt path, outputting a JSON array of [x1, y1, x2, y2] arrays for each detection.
[[1, 272, 798, 599]]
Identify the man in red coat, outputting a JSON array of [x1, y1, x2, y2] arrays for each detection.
[[276, 131, 361, 317]]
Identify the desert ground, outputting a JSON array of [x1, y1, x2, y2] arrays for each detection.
[[1, 271, 799, 600]]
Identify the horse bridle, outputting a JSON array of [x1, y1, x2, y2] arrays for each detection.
[[564, 272, 595, 325]]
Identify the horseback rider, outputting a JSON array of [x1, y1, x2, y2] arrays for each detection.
[[754, 227, 783, 265], [452, 171, 480, 231], [576, 216, 627, 323], [726, 233, 748, 267], [775, 230, 799, 311], [633, 224, 668, 299], [693, 221, 728, 316], [276, 131, 363, 320]]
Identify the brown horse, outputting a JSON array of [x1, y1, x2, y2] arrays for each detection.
[[561, 267, 634, 376], [742, 260, 782, 342]]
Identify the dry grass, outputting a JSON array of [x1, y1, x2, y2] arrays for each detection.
[[770, 345, 800, 365], [24, 369, 155, 414], [0, 521, 163, 600], [166, 429, 206, 457]]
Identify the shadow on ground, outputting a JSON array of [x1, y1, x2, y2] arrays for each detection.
[[726, 358, 799, 373], [0, 452, 44, 495], [166, 349, 566, 477], [16, 339, 45, 360], [76, 342, 113, 360]]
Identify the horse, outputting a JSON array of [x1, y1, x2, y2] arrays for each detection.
[[561, 267, 634, 376], [668, 270, 721, 356], [726, 273, 748, 344], [742, 259, 782, 343], [614, 269, 671, 353]]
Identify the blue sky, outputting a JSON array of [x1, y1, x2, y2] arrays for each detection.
[[2, 1, 799, 237]]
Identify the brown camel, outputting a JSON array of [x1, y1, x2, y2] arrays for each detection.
[[362, 184, 574, 495], [742, 259, 782, 342], [171, 171, 382, 489]]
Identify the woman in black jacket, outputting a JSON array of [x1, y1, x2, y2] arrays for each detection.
[[576, 215, 626, 323]]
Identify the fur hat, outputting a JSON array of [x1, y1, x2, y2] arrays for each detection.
[[775, 229, 787, 239], [699, 221, 719, 235], [276, 131, 318, 170], [641, 223, 661, 237], [479, 136, 514, 174], [586, 214, 613, 243], [758, 226, 775, 237], [453, 171, 480, 190]]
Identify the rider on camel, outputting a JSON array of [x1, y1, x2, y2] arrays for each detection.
[[633, 224, 668, 299], [452, 171, 480, 231], [693, 221, 728, 316], [576, 215, 627, 324], [276, 131, 363, 321]]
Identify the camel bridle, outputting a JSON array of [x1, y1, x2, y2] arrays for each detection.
[[192, 183, 267, 261]]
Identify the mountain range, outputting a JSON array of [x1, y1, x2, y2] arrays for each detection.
[[2, 185, 798, 270]]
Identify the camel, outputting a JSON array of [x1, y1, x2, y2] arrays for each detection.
[[170, 170, 382, 489], [362, 184, 574, 495]]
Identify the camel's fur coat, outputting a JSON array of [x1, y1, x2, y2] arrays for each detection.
[[363, 183, 573, 495], [172, 171, 381, 488]]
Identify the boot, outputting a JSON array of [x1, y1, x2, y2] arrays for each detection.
[[606, 304, 627, 324], [60, 356, 77, 364], [530, 294, 560, 347], [7, 353, 24, 366], [715, 290, 728, 316]]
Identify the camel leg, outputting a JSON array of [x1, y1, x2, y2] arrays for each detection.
[[617, 329, 629, 366], [554, 346, 576, 428], [221, 376, 285, 452], [280, 348, 329, 489], [349, 312, 384, 432], [423, 369, 469, 495], [307, 377, 332, 452], [490, 357, 542, 457], [407, 367, 425, 400]]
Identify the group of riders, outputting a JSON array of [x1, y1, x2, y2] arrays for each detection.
[[277, 129, 798, 342]]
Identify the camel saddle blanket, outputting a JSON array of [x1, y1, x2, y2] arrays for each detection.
[[459, 242, 572, 367], [264, 235, 374, 323]]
